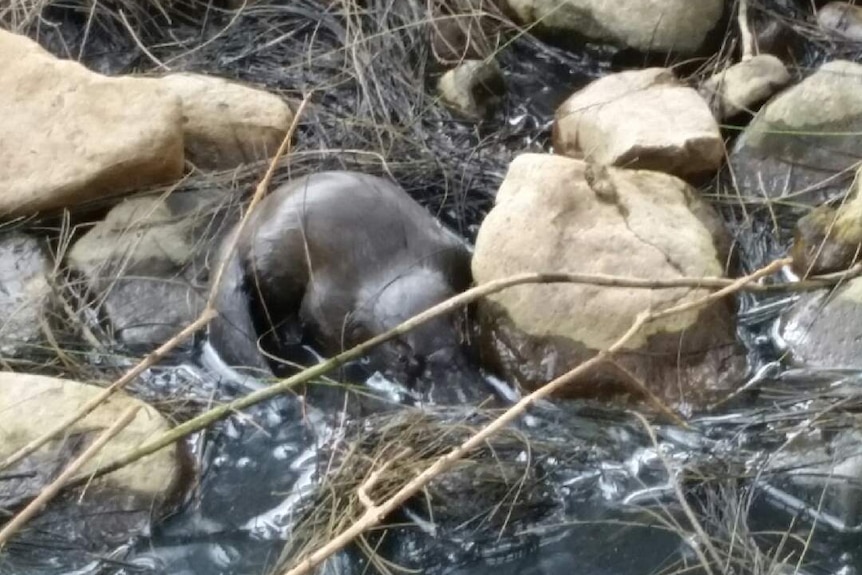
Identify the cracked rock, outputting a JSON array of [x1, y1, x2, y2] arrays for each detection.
[[471, 153, 745, 414]]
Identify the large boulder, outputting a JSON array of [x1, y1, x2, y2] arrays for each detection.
[[472, 153, 745, 414], [0, 30, 184, 218], [158, 72, 294, 170], [501, 0, 724, 55], [0, 234, 53, 359], [553, 68, 723, 179], [0, 372, 187, 551], [779, 277, 862, 369], [67, 191, 220, 350], [699, 55, 791, 121], [728, 60, 862, 206]]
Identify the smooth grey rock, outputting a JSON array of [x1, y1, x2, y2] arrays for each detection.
[[67, 191, 221, 349], [728, 60, 862, 206]]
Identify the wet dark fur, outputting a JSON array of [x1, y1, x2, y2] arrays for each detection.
[[208, 171, 474, 388]]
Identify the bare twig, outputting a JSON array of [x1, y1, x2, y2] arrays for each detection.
[[0, 94, 312, 475], [0, 405, 140, 548], [738, 0, 754, 61]]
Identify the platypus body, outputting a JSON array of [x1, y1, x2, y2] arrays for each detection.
[[208, 171, 483, 403]]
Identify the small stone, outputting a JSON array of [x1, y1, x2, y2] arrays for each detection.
[[700, 55, 791, 120], [159, 72, 294, 170], [553, 68, 723, 179], [438, 59, 505, 120]]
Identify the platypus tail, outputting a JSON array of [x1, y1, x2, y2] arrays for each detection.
[[207, 243, 273, 376]]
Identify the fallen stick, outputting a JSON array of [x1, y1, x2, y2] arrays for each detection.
[[0, 405, 141, 548], [0, 94, 312, 474], [278, 256, 789, 575]]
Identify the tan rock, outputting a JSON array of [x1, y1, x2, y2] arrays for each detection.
[[472, 153, 744, 413], [438, 59, 505, 120], [700, 54, 791, 120], [0, 372, 186, 547], [0, 30, 184, 218], [159, 72, 294, 170], [553, 68, 723, 178], [502, 0, 724, 54], [818, 2, 862, 41]]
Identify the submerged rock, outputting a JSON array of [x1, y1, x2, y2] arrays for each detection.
[[780, 277, 862, 369], [728, 60, 862, 206], [0, 372, 187, 550], [699, 55, 791, 121], [0, 30, 184, 217], [438, 59, 505, 121], [159, 72, 295, 170], [818, 2, 862, 42], [471, 153, 745, 414], [0, 234, 53, 359], [553, 68, 723, 179], [790, 170, 862, 277], [67, 191, 219, 349], [500, 0, 724, 55]]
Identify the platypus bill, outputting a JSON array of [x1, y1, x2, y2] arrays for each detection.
[[207, 170, 485, 404]]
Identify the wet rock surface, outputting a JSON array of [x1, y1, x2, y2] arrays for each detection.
[[729, 59, 862, 206], [471, 153, 745, 413], [0, 372, 187, 554], [159, 72, 295, 170], [0, 30, 184, 218], [780, 277, 862, 369], [553, 68, 723, 178], [0, 234, 53, 359]]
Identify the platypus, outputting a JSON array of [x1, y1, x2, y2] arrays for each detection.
[[207, 171, 484, 403]]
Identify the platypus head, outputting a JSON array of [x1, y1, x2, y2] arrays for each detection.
[[354, 268, 487, 403]]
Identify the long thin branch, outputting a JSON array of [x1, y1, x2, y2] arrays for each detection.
[[279, 257, 789, 575], [0, 94, 311, 474], [0, 405, 141, 548]]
